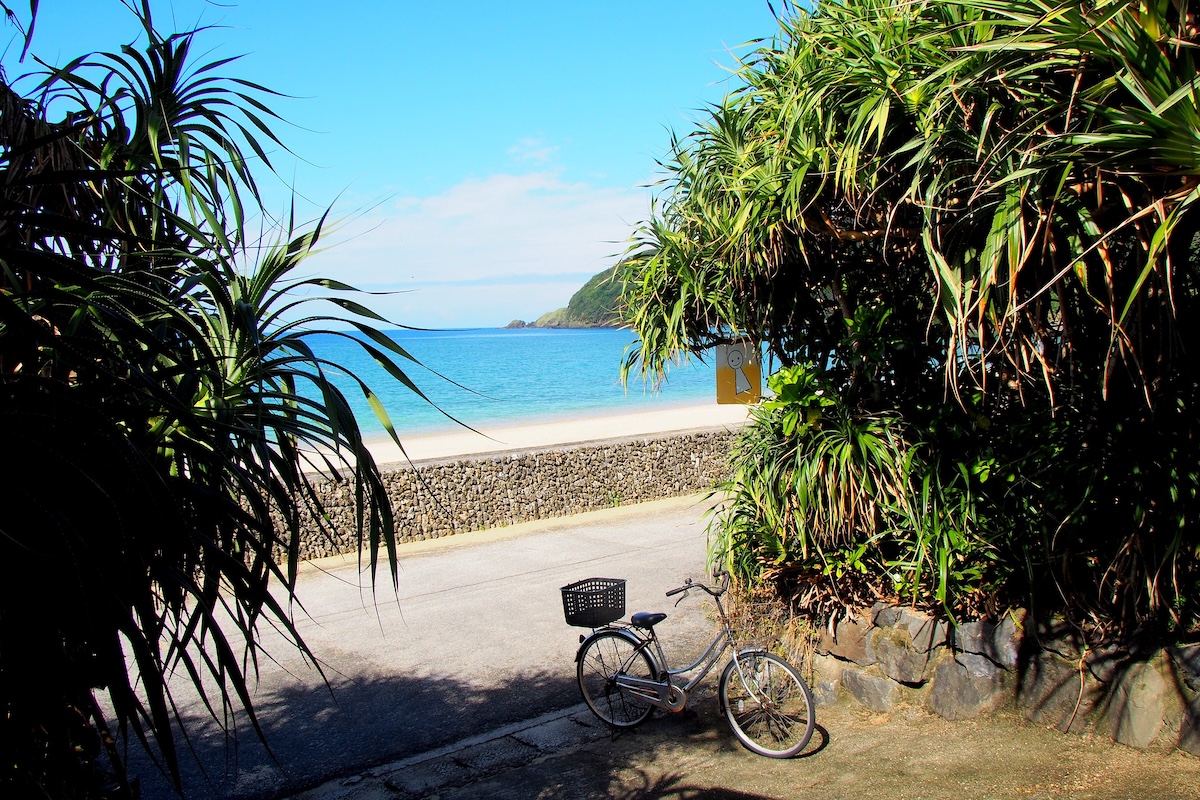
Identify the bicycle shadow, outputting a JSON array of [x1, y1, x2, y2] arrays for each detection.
[[608, 770, 790, 799], [798, 722, 831, 757], [611, 711, 830, 760]]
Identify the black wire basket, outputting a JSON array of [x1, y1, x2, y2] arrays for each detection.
[[560, 577, 625, 628]]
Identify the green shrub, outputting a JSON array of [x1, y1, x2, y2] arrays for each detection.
[[712, 365, 1012, 621]]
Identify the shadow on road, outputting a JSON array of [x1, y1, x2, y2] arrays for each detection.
[[131, 663, 812, 800], [133, 666, 578, 799]]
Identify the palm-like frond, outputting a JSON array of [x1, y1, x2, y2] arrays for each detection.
[[622, 0, 1200, 402], [0, 5, 424, 797], [636, 0, 1200, 637]]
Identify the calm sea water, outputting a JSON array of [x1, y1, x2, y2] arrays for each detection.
[[305, 328, 715, 438]]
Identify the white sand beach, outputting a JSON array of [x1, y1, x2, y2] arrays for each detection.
[[364, 402, 753, 465]]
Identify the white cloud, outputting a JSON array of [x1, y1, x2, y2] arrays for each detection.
[[302, 170, 650, 327]]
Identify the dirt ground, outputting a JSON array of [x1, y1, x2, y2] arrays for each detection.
[[427, 691, 1200, 800]]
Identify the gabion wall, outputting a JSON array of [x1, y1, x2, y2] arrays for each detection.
[[296, 429, 736, 560]]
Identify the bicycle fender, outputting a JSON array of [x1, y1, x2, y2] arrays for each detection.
[[718, 647, 770, 715], [733, 646, 768, 658], [574, 626, 643, 663]]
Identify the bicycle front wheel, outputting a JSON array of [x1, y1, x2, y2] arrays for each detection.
[[576, 630, 657, 728], [719, 651, 815, 758]]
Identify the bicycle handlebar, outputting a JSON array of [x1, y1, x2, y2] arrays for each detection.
[[665, 579, 691, 597], [665, 570, 730, 599]]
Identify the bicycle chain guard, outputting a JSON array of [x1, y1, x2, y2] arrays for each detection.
[[616, 673, 688, 712]]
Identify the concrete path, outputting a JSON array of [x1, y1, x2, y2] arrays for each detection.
[[136, 495, 721, 799]]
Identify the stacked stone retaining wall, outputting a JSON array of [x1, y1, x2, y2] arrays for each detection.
[[810, 604, 1200, 757], [293, 428, 736, 560]]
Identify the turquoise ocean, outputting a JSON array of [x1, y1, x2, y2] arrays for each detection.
[[307, 328, 716, 439]]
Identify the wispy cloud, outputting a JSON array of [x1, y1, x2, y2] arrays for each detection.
[[394, 271, 601, 289], [304, 169, 649, 326], [507, 137, 560, 165]]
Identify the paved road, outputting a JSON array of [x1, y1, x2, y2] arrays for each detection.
[[135, 495, 721, 799]]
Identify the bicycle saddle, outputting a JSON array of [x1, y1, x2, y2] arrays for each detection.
[[631, 611, 667, 629]]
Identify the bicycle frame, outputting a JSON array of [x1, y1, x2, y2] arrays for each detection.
[[602, 581, 765, 714], [612, 623, 733, 712], [572, 571, 817, 758]]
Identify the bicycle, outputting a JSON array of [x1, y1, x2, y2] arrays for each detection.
[[560, 571, 815, 758]]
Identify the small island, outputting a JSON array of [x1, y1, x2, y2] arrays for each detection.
[[507, 267, 620, 329]]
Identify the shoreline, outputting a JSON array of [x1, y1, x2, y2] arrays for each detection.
[[363, 401, 752, 465]]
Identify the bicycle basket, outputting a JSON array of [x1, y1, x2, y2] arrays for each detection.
[[560, 577, 625, 628]]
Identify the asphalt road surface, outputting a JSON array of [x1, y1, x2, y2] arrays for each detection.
[[131, 495, 720, 799]]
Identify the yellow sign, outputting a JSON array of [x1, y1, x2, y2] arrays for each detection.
[[716, 342, 761, 404]]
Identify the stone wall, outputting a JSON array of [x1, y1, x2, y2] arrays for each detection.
[[810, 604, 1200, 757], [294, 428, 736, 560]]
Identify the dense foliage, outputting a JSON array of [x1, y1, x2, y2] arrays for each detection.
[[620, 0, 1200, 641], [0, 3, 426, 796]]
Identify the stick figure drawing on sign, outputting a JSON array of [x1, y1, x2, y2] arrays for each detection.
[[716, 342, 761, 404], [727, 345, 752, 394]]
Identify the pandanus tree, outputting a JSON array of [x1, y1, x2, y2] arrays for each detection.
[[0, 3, 426, 796], [621, 0, 1200, 637]]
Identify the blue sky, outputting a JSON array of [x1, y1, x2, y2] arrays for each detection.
[[3, 1, 783, 327]]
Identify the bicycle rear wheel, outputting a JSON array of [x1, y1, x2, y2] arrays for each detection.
[[576, 630, 657, 728], [719, 651, 815, 758]]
